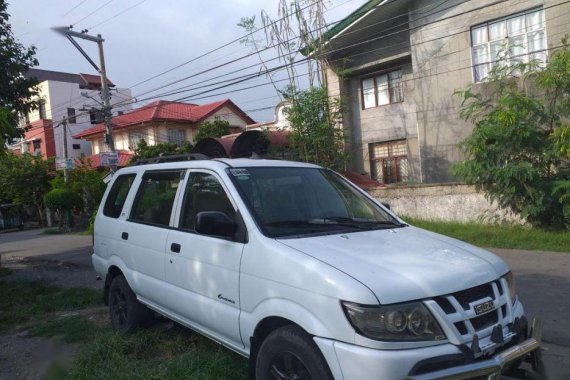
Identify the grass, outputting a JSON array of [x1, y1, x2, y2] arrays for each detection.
[[0, 267, 13, 276], [404, 217, 570, 252], [29, 316, 99, 343], [0, 281, 102, 333], [66, 325, 248, 380], [2, 279, 247, 379]]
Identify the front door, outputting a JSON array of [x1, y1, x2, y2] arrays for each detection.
[[164, 170, 245, 348]]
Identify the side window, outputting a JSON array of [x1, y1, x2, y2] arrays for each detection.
[[103, 174, 136, 218], [180, 172, 235, 231], [130, 171, 183, 226]]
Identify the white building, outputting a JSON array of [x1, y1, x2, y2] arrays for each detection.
[[20, 68, 133, 159]]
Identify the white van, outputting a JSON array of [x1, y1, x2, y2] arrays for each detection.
[[92, 157, 543, 379]]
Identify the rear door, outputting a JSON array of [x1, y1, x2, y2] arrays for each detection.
[[122, 169, 184, 304], [164, 170, 245, 348]]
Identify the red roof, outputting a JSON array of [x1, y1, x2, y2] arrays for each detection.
[[342, 171, 385, 189], [81, 150, 133, 168], [73, 99, 255, 139]]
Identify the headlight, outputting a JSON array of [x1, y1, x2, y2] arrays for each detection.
[[342, 301, 446, 342], [504, 271, 517, 304]]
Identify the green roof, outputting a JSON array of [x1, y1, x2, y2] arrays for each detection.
[[322, 0, 383, 42]]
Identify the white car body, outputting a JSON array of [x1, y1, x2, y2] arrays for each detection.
[[92, 158, 541, 379]]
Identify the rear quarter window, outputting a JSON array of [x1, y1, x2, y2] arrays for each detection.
[[103, 174, 137, 218]]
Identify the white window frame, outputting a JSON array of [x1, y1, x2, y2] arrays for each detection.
[[471, 8, 547, 82], [361, 69, 404, 109]]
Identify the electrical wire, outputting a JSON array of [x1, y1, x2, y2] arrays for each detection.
[[63, 0, 90, 17], [86, 0, 149, 30], [72, 0, 114, 27]]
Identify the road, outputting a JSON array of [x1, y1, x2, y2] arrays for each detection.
[[0, 229, 568, 379]]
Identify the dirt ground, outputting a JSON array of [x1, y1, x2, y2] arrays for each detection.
[[1, 228, 569, 379]]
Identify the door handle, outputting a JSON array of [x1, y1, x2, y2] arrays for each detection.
[[171, 243, 181, 253], [121, 232, 129, 240]]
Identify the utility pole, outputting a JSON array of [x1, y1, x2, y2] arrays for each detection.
[[53, 27, 116, 170], [62, 117, 69, 184]]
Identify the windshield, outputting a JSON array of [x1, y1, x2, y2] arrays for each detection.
[[228, 167, 405, 238]]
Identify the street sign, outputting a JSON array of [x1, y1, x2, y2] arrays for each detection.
[[100, 151, 118, 166], [55, 158, 75, 170]]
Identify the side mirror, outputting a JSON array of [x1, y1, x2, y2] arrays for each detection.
[[195, 211, 237, 237], [381, 202, 391, 210]]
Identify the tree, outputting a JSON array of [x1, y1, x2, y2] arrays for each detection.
[[284, 86, 348, 170], [44, 189, 82, 229], [0, 0, 40, 148], [454, 38, 570, 229], [50, 156, 107, 216], [195, 118, 230, 141], [130, 139, 193, 163], [0, 153, 53, 226]]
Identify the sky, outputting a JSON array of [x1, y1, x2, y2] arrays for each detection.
[[9, 0, 368, 122]]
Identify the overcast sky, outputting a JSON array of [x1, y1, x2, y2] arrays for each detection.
[[9, 0, 367, 122]]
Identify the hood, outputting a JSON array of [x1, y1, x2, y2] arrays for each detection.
[[277, 226, 509, 304]]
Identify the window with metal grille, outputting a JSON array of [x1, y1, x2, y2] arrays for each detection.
[[361, 69, 403, 109], [167, 129, 186, 147], [369, 140, 409, 184], [128, 131, 149, 150], [471, 8, 547, 82]]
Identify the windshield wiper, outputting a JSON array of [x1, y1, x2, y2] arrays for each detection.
[[315, 217, 407, 229]]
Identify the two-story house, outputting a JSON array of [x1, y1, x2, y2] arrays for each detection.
[[321, 0, 569, 184], [10, 68, 133, 160], [72, 99, 255, 165]]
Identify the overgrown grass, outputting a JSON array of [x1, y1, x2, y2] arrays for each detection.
[[55, 323, 248, 380], [0, 267, 13, 276], [29, 316, 99, 343], [404, 218, 570, 252], [0, 281, 102, 333]]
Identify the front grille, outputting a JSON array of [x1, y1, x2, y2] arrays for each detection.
[[453, 283, 495, 310], [432, 279, 511, 341], [471, 310, 498, 330]]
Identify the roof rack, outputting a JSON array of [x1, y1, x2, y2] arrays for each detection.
[[133, 153, 210, 166]]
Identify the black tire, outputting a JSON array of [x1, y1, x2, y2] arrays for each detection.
[[108, 275, 149, 333], [255, 325, 333, 380]]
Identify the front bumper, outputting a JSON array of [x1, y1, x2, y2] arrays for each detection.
[[314, 318, 543, 380], [407, 318, 543, 380]]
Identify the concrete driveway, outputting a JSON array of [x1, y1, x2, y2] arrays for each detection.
[[0, 229, 568, 378]]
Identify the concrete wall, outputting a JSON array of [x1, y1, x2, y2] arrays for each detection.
[[326, 0, 570, 184], [408, 0, 562, 183], [368, 183, 522, 223]]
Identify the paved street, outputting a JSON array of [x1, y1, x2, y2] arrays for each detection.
[[0, 229, 569, 378]]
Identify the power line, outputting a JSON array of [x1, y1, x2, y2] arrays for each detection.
[[72, 0, 114, 27], [86, 0, 149, 30], [38, 0, 561, 135], [63, 0, 90, 17]]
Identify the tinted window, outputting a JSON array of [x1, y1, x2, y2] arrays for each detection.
[[130, 171, 183, 226], [179, 172, 235, 231], [103, 174, 136, 218], [229, 167, 403, 238]]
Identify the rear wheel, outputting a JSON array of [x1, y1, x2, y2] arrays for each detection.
[[108, 275, 149, 333], [255, 325, 333, 380]]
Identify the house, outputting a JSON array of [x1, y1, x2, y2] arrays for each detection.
[[245, 101, 292, 131], [9, 68, 133, 159], [319, 0, 569, 184], [72, 99, 255, 160]]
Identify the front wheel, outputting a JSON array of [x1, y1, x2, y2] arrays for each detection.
[[108, 275, 149, 333], [255, 325, 333, 380]]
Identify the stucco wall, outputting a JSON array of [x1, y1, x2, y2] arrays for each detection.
[[368, 183, 522, 223]]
